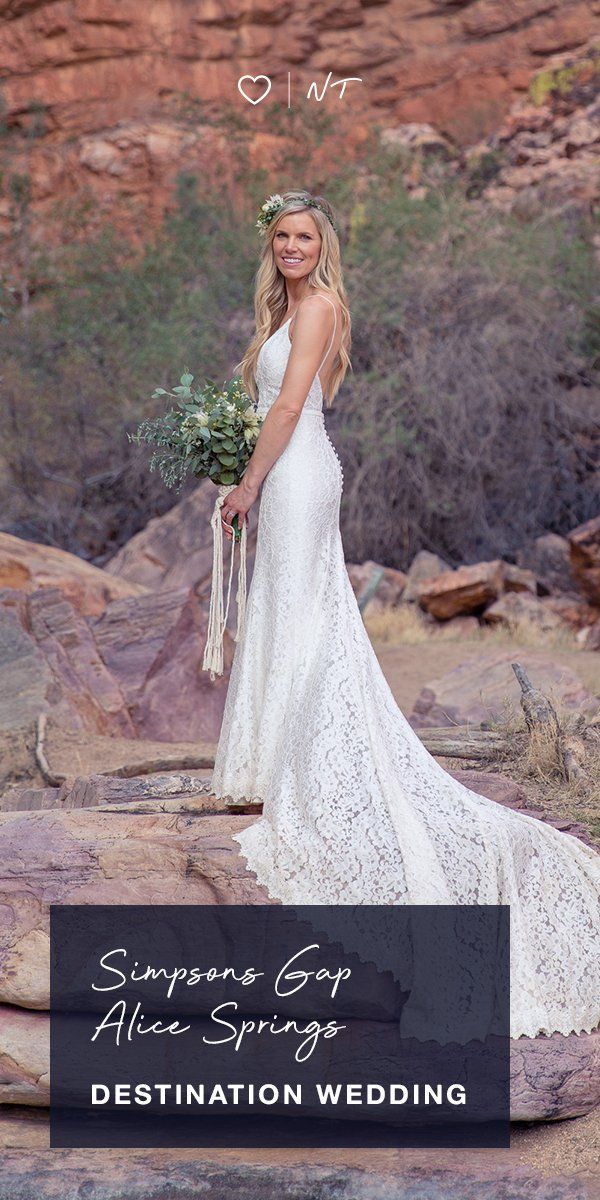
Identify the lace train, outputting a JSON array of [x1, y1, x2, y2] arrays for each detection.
[[211, 299, 600, 1042]]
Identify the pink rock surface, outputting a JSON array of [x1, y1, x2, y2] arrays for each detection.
[[0, 533, 146, 617], [91, 586, 231, 742], [105, 480, 258, 598], [0, 1130, 599, 1200], [1, 1003, 598, 1123], [410, 649, 599, 729], [0, 805, 598, 1122]]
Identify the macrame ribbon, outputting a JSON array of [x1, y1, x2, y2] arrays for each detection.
[[202, 484, 248, 681]]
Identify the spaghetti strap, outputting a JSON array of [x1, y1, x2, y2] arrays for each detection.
[[289, 294, 338, 378], [315, 295, 338, 375]]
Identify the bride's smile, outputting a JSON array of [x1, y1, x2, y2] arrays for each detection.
[[274, 213, 322, 284]]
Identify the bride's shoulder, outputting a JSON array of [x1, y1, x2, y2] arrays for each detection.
[[300, 290, 341, 323]]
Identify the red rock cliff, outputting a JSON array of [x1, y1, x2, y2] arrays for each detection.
[[0, 1, 598, 250]]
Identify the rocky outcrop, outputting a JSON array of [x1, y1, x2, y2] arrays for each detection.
[[0, 587, 135, 787], [0, 533, 146, 617], [568, 515, 600, 606], [0, 578, 230, 788], [105, 479, 258, 596], [475, 44, 600, 215], [0, 804, 598, 1122], [409, 648, 600, 729], [1, 1001, 598, 1122], [388, 549, 453, 605], [90, 585, 231, 742], [417, 560, 505, 619], [417, 560, 539, 621], [516, 532, 581, 596], [0, 1134, 599, 1200], [0, 769, 595, 1010], [482, 590, 572, 633], [0, 2, 597, 256]]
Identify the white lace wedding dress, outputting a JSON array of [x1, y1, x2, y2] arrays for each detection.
[[210, 296, 600, 1041]]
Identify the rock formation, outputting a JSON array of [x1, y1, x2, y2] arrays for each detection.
[[0, 4, 597, 255], [409, 648, 600, 729], [0, 577, 230, 788], [0, 803, 598, 1121], [0, 532, 146, 616]]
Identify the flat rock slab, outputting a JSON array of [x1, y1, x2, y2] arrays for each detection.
[[0, 810, 598, 1122], [410, 649, 599, 729], [0, 1138, 597, 1200], [44, 728, 216, 783], [0, 809, 267, 1008], [1, 1004, 598, 1122]]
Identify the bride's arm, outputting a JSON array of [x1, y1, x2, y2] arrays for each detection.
[[221, 296, 334, 538]]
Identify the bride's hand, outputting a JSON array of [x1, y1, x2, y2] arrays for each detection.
[[221, 478, 259, 540]]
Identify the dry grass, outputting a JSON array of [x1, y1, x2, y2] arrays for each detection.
[[364, 602, 582, 653], [471, 689, 600, 846]]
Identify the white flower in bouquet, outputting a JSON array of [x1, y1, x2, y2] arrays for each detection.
[[129, 370, 263, 497], [130, 369, 265, 679]]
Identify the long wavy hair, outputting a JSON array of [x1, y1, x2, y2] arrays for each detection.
[[237, 190, 352, 407]]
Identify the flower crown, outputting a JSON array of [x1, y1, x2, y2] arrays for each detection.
[[256, 193, 338, 237]]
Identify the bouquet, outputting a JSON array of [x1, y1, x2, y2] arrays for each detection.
[[129, 371, 262, 538], [130, 371, 264, 680]]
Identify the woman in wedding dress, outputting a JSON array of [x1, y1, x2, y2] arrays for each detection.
[[209, 189, 600, 1041]]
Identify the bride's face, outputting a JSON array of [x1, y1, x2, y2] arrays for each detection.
[[272, 211, 322, 281]]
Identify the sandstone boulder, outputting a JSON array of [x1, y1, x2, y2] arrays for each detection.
[[542, 594, 599, 631], [482, 591, 569, 633], [91, 586, 231, 742], [401, 550, 453, 604], [410, 649, 599, 729], [516, 532, 580, 596], [568, 515, 600, 606], [500, 564, 537, 595], [104, 480, 258, 602], [418, 560, 505, 619], [0, 533, 146, 617], [0, 579, 230, 790], [346, 560, 407, 612], [0, 589, 135, 789]]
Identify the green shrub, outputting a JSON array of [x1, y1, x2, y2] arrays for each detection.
[[0, 142, 598, 568]]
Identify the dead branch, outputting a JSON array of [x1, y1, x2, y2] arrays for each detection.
[[34, 714, 64, 787]]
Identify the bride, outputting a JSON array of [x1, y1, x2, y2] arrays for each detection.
[[209, 189, 600, 1042]]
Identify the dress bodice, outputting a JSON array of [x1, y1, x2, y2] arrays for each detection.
[[255, 298, 337, 419]]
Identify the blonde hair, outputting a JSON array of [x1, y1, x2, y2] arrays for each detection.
[[237, 190, 351, 407]]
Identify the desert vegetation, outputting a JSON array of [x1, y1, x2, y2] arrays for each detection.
[[0, 125, 598, 568]]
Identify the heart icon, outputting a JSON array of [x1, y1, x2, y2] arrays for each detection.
[[237, 75, 272, 106]]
